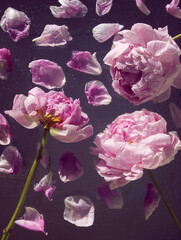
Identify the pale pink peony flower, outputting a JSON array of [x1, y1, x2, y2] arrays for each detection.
[[92, 109, 181, 189], [166, 0, 181, 19], [0, 113, 11, 145], [5, 87, 93, 143], [135, 0, 150, 15], [104, 23, 181, 105], [0, 7, 31, 42], [0, 48, 12, 80], [96, 0, 113, 16]]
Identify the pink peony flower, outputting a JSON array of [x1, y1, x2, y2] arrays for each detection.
[[104, 23, 181, 105], [5, 87, 93, 143], [92, 109, 181, 189], [0, 48, 12, 80]]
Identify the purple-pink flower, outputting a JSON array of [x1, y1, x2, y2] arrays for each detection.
[[0, 48, 12, 80], [92, 109, 181, 189], [104, 23, 181, 105], [5, 87, 93, 143], [0, 113, 11, 145], [96, 0, 113, 16], [166, 0, 181, 19]]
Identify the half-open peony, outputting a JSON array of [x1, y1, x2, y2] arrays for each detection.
[[0, 48, 12, 80], [92, 109, 181, 189], [104, 23, 181, 105], [5, 87, 93, 143]]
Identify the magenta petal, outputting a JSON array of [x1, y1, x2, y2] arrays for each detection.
[[169, 102, 181, 128], [85, 80, 112, 106], [0, 48, 12, 80], [15, 207, 47, 234], [63, 195, 95, 227], [33, 24, 73, 47], [166, 0, 181, 19], [0, 146, 22, 174], [96, 0, 113, 16], [144, 183, 161, 220], [67, 51, 102, 75], [29, 59, 66, 89], [58, 151, 83, 183], [0, 113, 11, 145], [97, 182, 123, 209], [135, 0, 150, 15]]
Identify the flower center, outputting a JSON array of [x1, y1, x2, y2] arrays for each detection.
[[38, 109, 61, 129]]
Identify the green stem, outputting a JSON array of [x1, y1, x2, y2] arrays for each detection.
[[173, 33, 181, 41], [146, 169, 181, 232], [1, 128, 49, 240]]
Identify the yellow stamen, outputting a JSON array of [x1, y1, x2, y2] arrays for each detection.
[[128, 140, 133, 144]]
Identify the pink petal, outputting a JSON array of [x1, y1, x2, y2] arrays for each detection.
[[29, 59, 66, 89], [0, 146, 22, 174], [166, 0, 181, 18], [97, 182, 123, 209], [96, 0, 113, 16], [0, 48, 12, 80], [135, 0, 150, 15], [0, 113, 11, 145], [15, 207, 47, 235], [58, 151, 83, 183], [152, 87, 171, 103], [32, 24, 73, 47], [67, 51, 102, 75], [169, 102, 181, 128], [92, 23, 124, 43], [144, 183, 161, 220], [63, 195, 95, 227], [34, 172, 56, 201], [85, 80, 112, 106]]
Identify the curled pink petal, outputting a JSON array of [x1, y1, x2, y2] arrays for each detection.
[[34, 172, 56, 201], [0, 48, 12, 80], [29, 59, 66, 89], [169, 103, 181, 128], [166, 0, 181, 18], [97, 182, 123, 209], [144, 183, 161, 220], [0, 7, 31, 41], [32, 24, 72, 47], [67, 51, 102, 75], [135, 0, 150, 15], [85, 80, 112, 106], [15, 207, 47, 235], [63, 195, 95, 227], [0, 146, 22, 174], [0, 113, 11, 145], [96, 0, 113, 16], [58, 151, 83, 183]]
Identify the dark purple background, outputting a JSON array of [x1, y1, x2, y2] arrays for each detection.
[[0, 0, 181, 239]]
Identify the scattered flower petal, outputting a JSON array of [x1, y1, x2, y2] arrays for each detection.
[[135, 0, 150, 15], [0, 7, 31, 42], [37, 143, 49, 169], [50, 0, 88, 18], [166, 0, 181, 19], [58, 151, 83, 183], [0, 146, 22, 174], [32, 24, 72, 47], [92, 23, 124, 43], [0, 113, 11, 145], [0, 48, 12, 80], [96, 0, 113, 16], [15, 207, 47, 235], [29, 59, 66, 89], [67, 51, 102, 75], [169, 102, 181, 128], [63, 195, 95, 227], [144, 183, 161, 220], [34, 172, 56, 201], [97, 182, 123, 209], [85, 80, 112, 106]]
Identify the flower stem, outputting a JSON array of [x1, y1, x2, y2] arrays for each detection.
[[173, 34, 181, 41], [146, 169, 181, 232], [1, 128, 49, 240]]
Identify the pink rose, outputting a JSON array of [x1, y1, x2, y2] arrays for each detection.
[[104, 23, 181, 105], [92, 109, 181, 189], [5, 87, 93, 143]]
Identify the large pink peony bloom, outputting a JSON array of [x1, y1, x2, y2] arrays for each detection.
[[5, 87, 93, 143], [104, 23, 181, 105], [92, 109, 181, 189]]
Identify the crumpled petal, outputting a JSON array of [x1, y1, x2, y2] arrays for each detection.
[[92, 23, 124, 43], [58, 151, 83, 183], [67, 51, 102, 75], [0, 48, 12, 80], [50, 0, 88, 18], [166, 0, 181, 19], [15, 207, 47, 235], [144, 183, 161, 220], [96, 0, 113, 16], [0, 7, 31, 41], [169, 102, 181, 128], [32, 24, 72, 47], [0, 113, 11, 145], [135, 0, 150, 15], [85, 80, 112, 106], [97, 182, 123, 209], [0, 146, 22, 174], [29, 59, 66, 89], [63, 195, 95, 227], [34, 172, 56, 201]]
